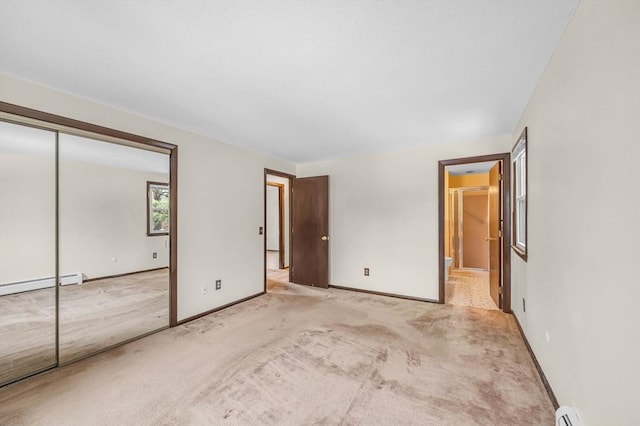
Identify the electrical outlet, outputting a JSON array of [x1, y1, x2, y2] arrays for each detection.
[[215, 280, 222, 290], [202, 285, 208, 295], [545, 331, 550, 343], [152, 252, 157, 259], [364, 268, 370, 276]]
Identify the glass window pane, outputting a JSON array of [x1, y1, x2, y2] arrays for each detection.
[[149, 183, 169, 234]]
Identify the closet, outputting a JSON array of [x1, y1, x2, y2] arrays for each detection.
[[0, 115, 173, 385]]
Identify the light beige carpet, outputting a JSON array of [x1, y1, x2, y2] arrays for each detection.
[[0, 281, 553, 425], [0, 269, 169, 384], [267, 267, 290, 292]]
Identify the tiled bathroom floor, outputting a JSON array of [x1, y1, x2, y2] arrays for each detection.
[[445, 270, 499, 310]]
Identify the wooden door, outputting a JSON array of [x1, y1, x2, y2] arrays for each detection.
[[291, 176, 329, 288], [488, 162, 502, 307], [461, 189, 489, 269], [452, 191, 460, 268]]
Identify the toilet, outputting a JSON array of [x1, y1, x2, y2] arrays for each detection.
[[444, 256, 453, 282]]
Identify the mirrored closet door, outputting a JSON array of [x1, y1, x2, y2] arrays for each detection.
[[58, 133, 170, 364], [0, 116, 171, 384], [0, 121, 57, 384]]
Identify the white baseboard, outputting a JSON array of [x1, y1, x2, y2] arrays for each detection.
[[0, 273, 83, 296]]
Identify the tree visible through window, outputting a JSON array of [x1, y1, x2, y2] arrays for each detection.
[[512, 128, 527, 261], [148, 182, 169, 236]]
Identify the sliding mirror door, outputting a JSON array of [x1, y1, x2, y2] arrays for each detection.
[[58, 133, 170, 363], [0, 121, 57, 384]]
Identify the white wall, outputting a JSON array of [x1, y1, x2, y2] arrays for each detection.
[[297, 136, 509, 300], [0, 148, 55, 285], [0, 123, 169, 283], [0, 73, 295, 321], [510, 1, 640, 424], [266, 174, 290, 267], [266, 185, 280, 251], [59, 158, 169, 279], [0, 147, 168, 283]]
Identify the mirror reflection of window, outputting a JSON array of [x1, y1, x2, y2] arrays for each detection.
[[148, 182, 169, 235], [58, 132, 170, 364], [1, 116, 173, 381]]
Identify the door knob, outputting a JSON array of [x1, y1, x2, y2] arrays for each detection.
[[321, 235, 329, 241], [485, 237, 498, 241]]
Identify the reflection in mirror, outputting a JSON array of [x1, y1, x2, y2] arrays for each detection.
[[147, 182, 169, 236], [58, 133, 170, 364], [0, 121, 57, 384]]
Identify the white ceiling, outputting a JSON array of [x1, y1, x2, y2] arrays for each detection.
[[0, 1, 578, 163], [446, 161, 497, 176], [0, 121, 169, 174]]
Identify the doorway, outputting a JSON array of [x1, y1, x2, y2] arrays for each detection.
[[264, 169, 294, 292], [438, 153, 511, 313], [266, 182, 285, 270], [263, 170, 330, 292]]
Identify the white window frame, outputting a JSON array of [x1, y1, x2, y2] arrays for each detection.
[[512, 128, 528, 261]]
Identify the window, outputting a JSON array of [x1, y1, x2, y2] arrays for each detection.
[[512, 128, 527, 260], [147, 182, 169, 236]]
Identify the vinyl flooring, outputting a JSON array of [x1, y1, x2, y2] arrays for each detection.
[[445, 269, 499, 310]]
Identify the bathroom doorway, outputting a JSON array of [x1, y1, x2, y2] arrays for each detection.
[[438, 153, 512, 312], [452, 187, 490, 270]]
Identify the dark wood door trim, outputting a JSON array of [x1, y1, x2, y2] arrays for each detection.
[[438, 153, 512, 313], [264, 169, 296, 291], [0, 102, 180, 326], [264, 169, 296, 180], [169, 147, 178, 326], [266, 182, 286, 269]]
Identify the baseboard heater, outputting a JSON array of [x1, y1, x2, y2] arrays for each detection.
[[556, 406, 581, 426], [0, 273, 83, 296]]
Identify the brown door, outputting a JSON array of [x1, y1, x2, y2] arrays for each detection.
[[452, 192, 460, 268], [488, 162, 502, 307], [291, 176, 329, 288], [461, 189, 489, 269]]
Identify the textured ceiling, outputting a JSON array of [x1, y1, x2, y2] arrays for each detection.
[[0, 1, 578, 163], [0, 121, 169, 174]]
